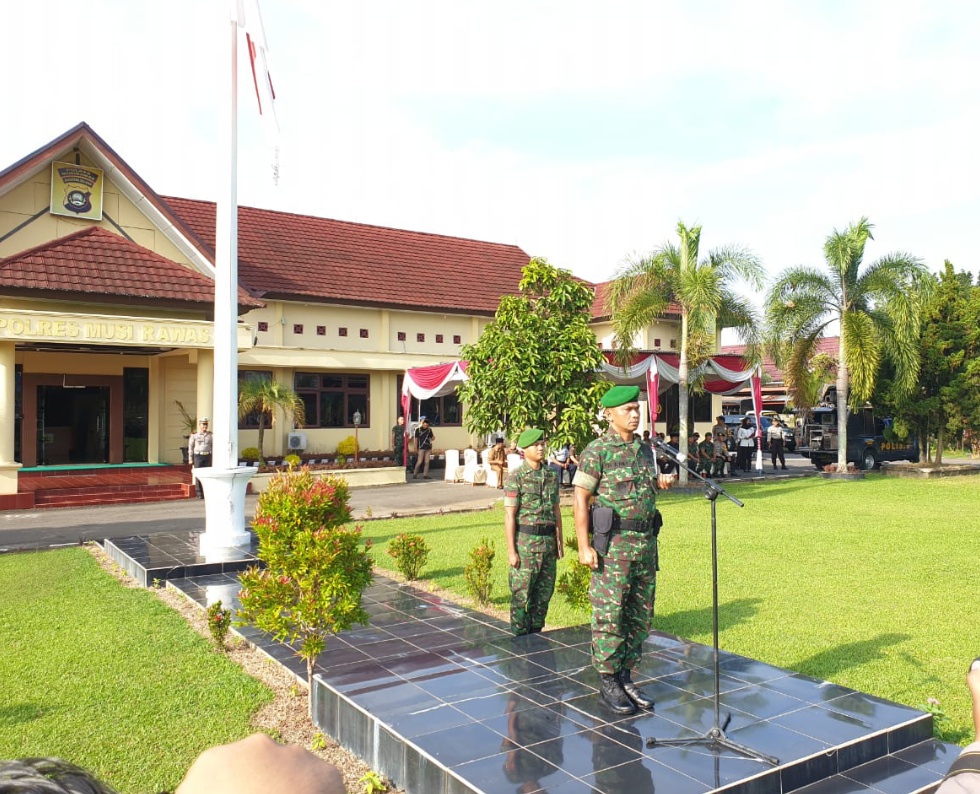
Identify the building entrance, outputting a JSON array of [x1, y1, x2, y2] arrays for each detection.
[[37, 385, 110, 465]]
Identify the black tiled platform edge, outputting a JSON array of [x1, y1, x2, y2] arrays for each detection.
[[104, 532, 259, 587], [112, 532, 960, 794]]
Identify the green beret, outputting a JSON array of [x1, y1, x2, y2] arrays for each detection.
[[600, 384, 640, 408], [516, 428, 544, 449]]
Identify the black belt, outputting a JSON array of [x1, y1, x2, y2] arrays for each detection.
[[612, 515, 661, 535], [518, 524, 556, 536]]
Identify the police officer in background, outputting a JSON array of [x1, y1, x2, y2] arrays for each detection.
[[504, 428, 563, 635], [573, 385, 675, 715], [188, 417, 213, 499]]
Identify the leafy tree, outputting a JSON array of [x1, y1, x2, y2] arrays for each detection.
[[457, 257, 608, 450], [766, 218, 929, 471], [236, 468, 373, 713], [238, 377, 306, 463], [882, 263, 979, 463], [607, 222, 764, 482]]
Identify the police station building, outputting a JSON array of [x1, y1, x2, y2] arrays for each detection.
[[0, 123, 690, 509]]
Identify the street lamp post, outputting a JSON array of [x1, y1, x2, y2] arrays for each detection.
[[353, 410, 362, 463]]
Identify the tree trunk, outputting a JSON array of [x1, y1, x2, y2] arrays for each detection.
[[678, 311, 690, 485], [836, 337, 849, 473], [257, 416, 266, 463], [935, 428, 945, 466]]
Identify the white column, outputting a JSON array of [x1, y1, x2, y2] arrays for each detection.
[[0, 342, 21, 495], [196, 348, 215, 426]]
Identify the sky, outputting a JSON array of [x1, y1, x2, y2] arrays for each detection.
[[4, 0, 980, 291]]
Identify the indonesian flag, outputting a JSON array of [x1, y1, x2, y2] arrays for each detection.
[[236, 0, 280, 181]]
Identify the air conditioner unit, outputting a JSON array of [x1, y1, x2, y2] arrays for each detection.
[[287, 432, 307, 450]]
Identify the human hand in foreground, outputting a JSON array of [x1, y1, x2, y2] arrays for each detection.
[[579, 544, 598, 570], [175, 733, 344, 794]]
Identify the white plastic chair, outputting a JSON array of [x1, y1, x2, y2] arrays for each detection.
[[444, 449, 461, 482], [506, 453, 523, 475], [462, 448, 485, 485]]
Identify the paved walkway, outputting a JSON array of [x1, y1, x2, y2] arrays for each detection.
[[0, 477, 504, 552], [0, 451, 833, 553]]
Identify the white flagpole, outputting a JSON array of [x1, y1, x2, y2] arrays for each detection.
[[197, 0, 256, 551], [213, 6, 238, 472]]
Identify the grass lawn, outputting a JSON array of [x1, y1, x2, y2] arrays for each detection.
[[0, 548, 272, 794], [363, 474, 980, 743]]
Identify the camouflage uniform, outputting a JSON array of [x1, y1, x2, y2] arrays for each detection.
[[504, 463, 560, 635], [687, 437, 701, 474], [573, 429, 659, 675], [698, 437, 716, 475]]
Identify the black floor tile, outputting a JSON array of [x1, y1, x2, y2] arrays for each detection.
[[118, 543, 944, 794]]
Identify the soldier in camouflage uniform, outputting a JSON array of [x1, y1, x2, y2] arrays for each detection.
[[699, 432, 717, 476], [687, 432, 701, 474], [573, 385, 675, 715], [504, 428, 563, 636]]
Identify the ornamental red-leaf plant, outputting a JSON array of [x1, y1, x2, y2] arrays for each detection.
[[236, 467, 373, 714]]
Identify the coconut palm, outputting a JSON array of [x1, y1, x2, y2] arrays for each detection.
[[765, 217, 929, 472], [607, 221, 765, 482], [238, 377, 306, 463]]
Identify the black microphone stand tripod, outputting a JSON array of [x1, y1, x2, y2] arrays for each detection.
[[644, 438, 778, 766]]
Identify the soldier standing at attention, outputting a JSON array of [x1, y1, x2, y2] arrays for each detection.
[[504, 428, 563, 636], [573, 385, 675, 715]]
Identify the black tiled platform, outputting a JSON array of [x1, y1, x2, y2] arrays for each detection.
[[104, 531, 259, 587], [110, 534, 960, 794]]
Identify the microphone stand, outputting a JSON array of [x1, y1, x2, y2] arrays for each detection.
[[645, 439, 778, 766]]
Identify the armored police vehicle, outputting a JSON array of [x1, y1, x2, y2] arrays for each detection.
[[798, 405, 918, 470]]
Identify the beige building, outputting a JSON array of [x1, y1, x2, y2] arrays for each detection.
[[0, 123, 695, 508]]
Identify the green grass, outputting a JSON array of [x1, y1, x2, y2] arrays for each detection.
[[364, 475, 980, 743], [0, 549, 272, 794]]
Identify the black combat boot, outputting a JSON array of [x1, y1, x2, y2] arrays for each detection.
[[599, 673, 637, 715], [617, 669, 655, 710]]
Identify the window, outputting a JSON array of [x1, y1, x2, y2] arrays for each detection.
[[339, 327, 348, 337], [453, 335, 461, 344], [670, 339, 677, 349], [417, 333, 425, 343], [360, 328, 369, 339], [238, 370, 274, 429], [317, 326, 326, 336], [295, 373, 370, 428], [436, 334, 444, 343], [257, 321, 269, 332], [418, 392, 463, 426], [293, 324, 304, 334], [654, 338, 661, 347], [397, 331, 406, 341]]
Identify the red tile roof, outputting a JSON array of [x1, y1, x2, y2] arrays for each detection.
[[590, 279, 683, 320], [0, 226, 259, 308], [721, 337, 839, 383], [163, 197, 534, 314]]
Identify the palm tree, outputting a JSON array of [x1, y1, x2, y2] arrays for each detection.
[[238, 377, 306, 463], [765, 217, 929, 472], [607, 221, 765, 483]]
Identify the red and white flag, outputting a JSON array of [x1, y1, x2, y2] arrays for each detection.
[[236, 0, 280, 182]]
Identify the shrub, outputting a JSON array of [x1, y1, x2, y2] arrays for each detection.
[[464, 537, 495, 606], [336, 435, 359, 457], [335, 454, 347, 467], [206, 600, 232, 649], [241, 447, 261, 461], [556, 537, 591, 610], [387, 533, 429, 580], [236, 467, 373, 713], [284, 453, 301, 468]]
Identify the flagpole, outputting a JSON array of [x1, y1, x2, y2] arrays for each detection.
[[197, 0, 256, 552], [213, 6, 238, 472]]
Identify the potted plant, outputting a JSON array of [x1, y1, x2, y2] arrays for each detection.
[[174, 400, 197, 464]]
